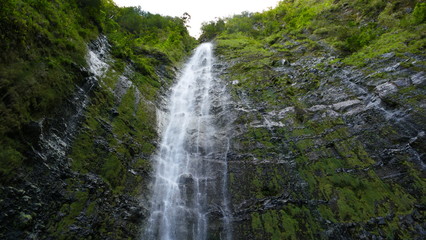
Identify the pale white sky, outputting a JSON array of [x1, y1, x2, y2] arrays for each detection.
[[113, 0, 281, 38]]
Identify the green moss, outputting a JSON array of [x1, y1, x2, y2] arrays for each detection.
[[412, 2, 426, 24], [1, 0, 195, 239], [206, 0, 425, 238], [333, 138, 374, 167], [337, 188, 360, 221], [133, 158, 151, 172], [0, 145, 23, 181], [290, 127, 315, 138], [101, 155, 125, 191], [344, 30, 419, 66], [69, 133, 96, 173], [280, 210, 298, 240], [86, 201, 96, 216], [252, 205, 321, 240], [324, 127, 350, 141], [251, 170, 264, 199], [308, 166, 416, 222], [318, 204, 336, 222], [0, 0, 96, 137], [263, 211, 282, 240], [51, 190, 89, 238], [225, 173, 234, 189], [294, 139, 314, 152], [403, 161, 426, 203], [211, 0, 425, 66], [251, 212, 262, 230]]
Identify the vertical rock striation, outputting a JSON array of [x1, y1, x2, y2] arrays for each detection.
[[214, 38, 425, 239]]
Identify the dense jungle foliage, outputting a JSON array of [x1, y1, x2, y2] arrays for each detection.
[[199, 0, 426, 109], [201, 0, 425, 239], [0, 0, 196, 181], [1, 0, 197, 238], [1, 0, 425, 238], [201, 0, 425, 63]]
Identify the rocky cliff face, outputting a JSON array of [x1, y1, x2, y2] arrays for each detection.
[[0, 35, 177, 239], [1, 0, 425, 239], [214, 23, 425, 240], [0, 1, 195, 239], [204, 1, 426, 238]]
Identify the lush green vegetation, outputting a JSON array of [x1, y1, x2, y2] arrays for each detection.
[[201, 0, 425, 64], [0, 0, 196, 182], [110, 6, 195, 61], [0, 0, 196, 238], [207, 0, 426, 239], [1, 0, 424, 238]]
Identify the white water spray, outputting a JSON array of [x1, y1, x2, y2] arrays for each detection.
[[144, 43, 232, 240]]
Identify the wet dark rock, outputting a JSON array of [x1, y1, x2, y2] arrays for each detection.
[[215, 29, 426, 239], [393, 78, 411, 87], [111, 108, 119, 117], [377, 217, 386, 225], [411, 71, 425, 86], [22, 120, 43, 144], [0, 35, 156, 240], [97, 118, 113, 133], [381, 52, 396, 59], [410, 131, 426, 150], [272, 59, 290, 67], [375, 82, 398, 98]]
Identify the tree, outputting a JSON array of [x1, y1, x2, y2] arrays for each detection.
[[181, 12, 191, 28], [199, 18, 225, 41]]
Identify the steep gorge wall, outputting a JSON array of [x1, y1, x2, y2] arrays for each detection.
[[1, 0, 425, 239], [217, 43, 425, 239], [0, 1, 195, 239], [210, 0, 425, 239]]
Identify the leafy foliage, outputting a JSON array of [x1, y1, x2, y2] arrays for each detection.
[[108, 6, 196, 62], [209, 0, 426, 239], [199, 19, 225, 41], [201, 0, 425, 60], [0, 0, 195, 183], [1, 0, 196, 237]]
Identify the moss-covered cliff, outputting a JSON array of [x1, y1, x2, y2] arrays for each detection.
[[1, 0, 425, 239], [204, 0, 425, 239], [0, 0, 196, 239]]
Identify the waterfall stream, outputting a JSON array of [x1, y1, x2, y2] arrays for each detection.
[[144, 43, 233, 240]]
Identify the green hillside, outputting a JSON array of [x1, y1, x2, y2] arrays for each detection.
[[1, 0, 425, 239], [202, 0, 426, 239], [0, 0, 196, 238]]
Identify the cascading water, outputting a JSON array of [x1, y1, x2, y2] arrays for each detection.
[[144, 43, 233, 240]]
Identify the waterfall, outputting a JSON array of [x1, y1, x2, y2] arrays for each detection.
[[144, 43, 233, 240]]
